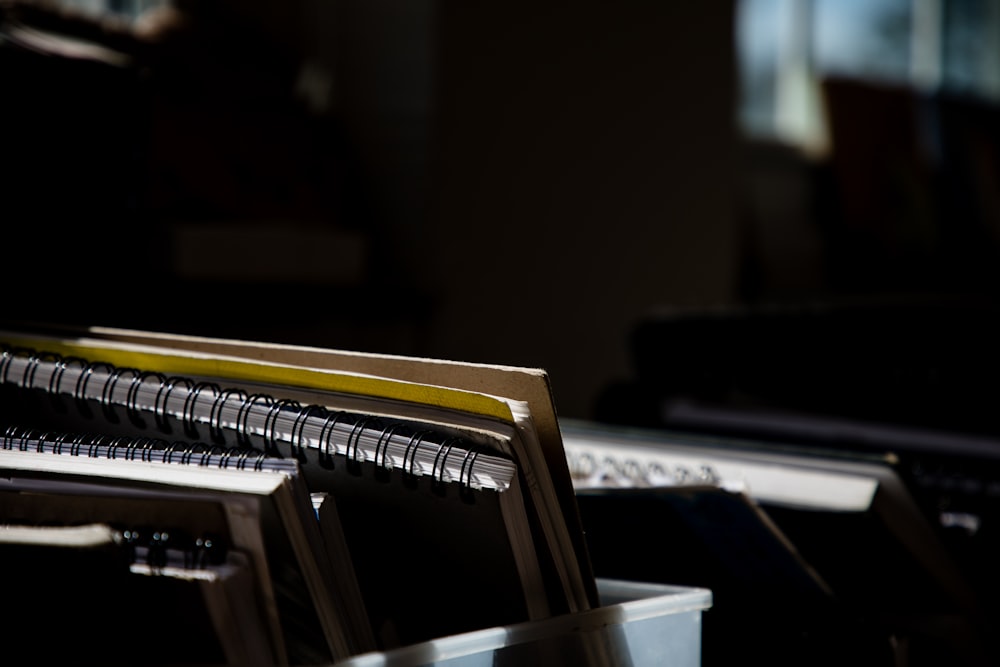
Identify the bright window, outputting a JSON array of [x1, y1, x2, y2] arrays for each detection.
[[737, 0, 1000, 152]]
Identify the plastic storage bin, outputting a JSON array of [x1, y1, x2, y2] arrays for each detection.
[[332, 578, 712, 667]]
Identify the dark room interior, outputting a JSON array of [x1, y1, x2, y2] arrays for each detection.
[[3, 1, 1000, 665]]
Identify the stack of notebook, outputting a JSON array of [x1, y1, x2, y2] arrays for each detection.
[[0, 323, 601, 665]]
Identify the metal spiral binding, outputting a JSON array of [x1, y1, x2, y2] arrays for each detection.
[[115, 525, 228, 572], [0, 345, 517, 493], [249, 394, 276, 450], [430, 437, 460, 496], [262, 397, 297, 457], [49, 355, 88, 397], [154, 375, 192, 432], [210, 388, 247, 442], [373, 422, 404, 483], [181, 381, 221, 439], [565, 442, 720, 488], [0, 425, 296, 474], [296, 404, 335, 469], [102, 366, 142, 422], [401, 430, 429, 488]]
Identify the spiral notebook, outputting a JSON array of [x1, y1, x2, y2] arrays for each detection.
[[0, 520, 272, 666], [560, 418, 987, 666], [61, 322, 599, 613], [0, 426, 350, 666], [0, 324, 597, 659]]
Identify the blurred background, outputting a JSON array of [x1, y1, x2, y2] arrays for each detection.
[[2, 0, 999, 432]]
